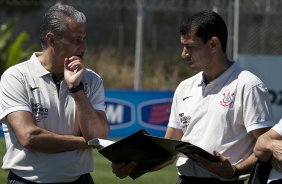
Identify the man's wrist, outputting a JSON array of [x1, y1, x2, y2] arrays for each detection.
[[232, 165, 240, 178], [69, 82, 84, 93]]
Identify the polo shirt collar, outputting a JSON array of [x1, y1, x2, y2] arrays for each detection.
[[30, 52, 51, 77], [199, 61, 238, 86], [214, 61, 237, 85]]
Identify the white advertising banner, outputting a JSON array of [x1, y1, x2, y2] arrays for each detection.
[[238, 54, 282, 123]]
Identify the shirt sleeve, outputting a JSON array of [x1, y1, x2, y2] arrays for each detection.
[[85, 70, 106, 112], [168, 88, 182, 129], [0, 69, 32, 121], [243, 82, 275, 133], [272, 119, 282, 136]]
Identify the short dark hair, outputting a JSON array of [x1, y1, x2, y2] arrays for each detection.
[[39, 3, 86, 49], [180, 10, 228, 52]]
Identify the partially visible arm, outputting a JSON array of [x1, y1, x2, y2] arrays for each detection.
[[253, 127, 282, 172], [253, 126, 282, 172], [64, 56, 109, 141], [72, 90, 109, 141], [165, 126, 183, 140], [253, 128, 280, 161], [7, 110, 90, 153]]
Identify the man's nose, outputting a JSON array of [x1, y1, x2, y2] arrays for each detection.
[[181, 48, 190, 59]]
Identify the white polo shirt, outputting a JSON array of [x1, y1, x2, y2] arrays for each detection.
[[0, 52, 106, 182], [267, 119, 282, 183], [168, 62, 274, 179]]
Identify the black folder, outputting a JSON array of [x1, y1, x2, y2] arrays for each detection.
[[92, 129, 219, 179]]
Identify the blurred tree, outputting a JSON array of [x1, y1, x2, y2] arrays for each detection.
[[0, 18, 38, 75]]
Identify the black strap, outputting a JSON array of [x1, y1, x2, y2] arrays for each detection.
[[248, 160, 272, 184], [69, 82, 84, 93]]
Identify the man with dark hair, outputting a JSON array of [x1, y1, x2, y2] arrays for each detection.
[[0, 3, 109, 183], [112, 10, 274, 184]]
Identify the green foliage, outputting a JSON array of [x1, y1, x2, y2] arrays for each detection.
[[0, 18, 37, 75]]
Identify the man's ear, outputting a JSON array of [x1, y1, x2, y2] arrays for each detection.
[[45, 32, 55, 47], [210, 37, 221, 50]]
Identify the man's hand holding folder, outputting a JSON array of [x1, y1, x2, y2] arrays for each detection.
[[88, 129, 220, 179]]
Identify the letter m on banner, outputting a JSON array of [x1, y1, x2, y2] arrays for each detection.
[[105, 98, 135, 128]]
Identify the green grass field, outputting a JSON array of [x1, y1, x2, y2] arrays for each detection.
[[0, 138, 178, 184]]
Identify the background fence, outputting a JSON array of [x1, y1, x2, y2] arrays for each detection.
[[1, 0, 282, 58]]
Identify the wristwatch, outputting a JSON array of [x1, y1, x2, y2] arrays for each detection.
[[69, 82, 84, 93]]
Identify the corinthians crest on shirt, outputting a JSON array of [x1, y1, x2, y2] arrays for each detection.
[[220, 90, 235, 108]]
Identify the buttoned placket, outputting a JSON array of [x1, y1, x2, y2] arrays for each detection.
[[50, 73, 61, 97]]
